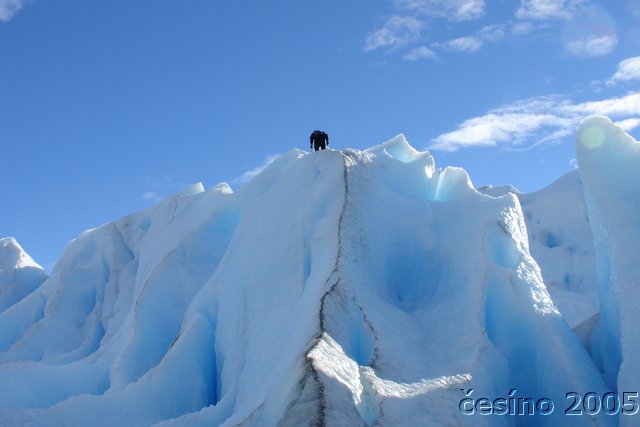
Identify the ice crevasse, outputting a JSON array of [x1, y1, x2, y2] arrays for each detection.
[[0, 115, 636, 426]]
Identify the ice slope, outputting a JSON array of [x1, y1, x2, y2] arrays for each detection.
[[575, 116, 640, 415], [0, 137, 614, 426], [518, 170, 598, 332], [0, 237, 48, 314], [479, 171, 599, 334]]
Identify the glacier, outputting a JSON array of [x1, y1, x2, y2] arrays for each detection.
[[0, 115, 637, 426]]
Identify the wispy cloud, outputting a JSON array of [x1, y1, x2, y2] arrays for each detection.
[[365, 15, 424, 51], [478, 25, 506, 42], [510, 21, 538, 35], [436, 36, 483, 53], [430, 92, 640, 151], [559, 2, 618, 57], [365, 1, 487, 57], [434, 24, 506, 53], [615, 118, 640, 133], [368, 0, 619, 60], [564, 34, 617, 57], [441, 2, 618, 57], [0, 0, 28, 22], [403, 46, 437, 61], [609, 56, 640, 84], [515, 0, 583, 21], [395, 0, 486, 22], [567, 92, 640, 117], [233, 154, 280, 185]]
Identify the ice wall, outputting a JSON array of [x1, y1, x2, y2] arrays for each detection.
[[307, 138, 609, 427], [0, 134, 616, 427], [479, 171, 599, 334], [575, 116, 640, 417], [518, 171, 599, 349], [0, 150, 347, 427]]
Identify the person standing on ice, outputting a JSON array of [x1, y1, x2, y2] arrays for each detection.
[[310, 130, 329, 151]]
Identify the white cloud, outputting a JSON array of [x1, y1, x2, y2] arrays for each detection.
[[365, 15, 424, 51], [609, 56, 640, 84], [437, 36, 483, 52], [564, 34, 617, 57], [449, 0, 485, 21], [368, 0, 568, 59], [395, 0, 485, 22], [233, 154, 280, 185], [515, 0, 583, 21], [0, 0, 28, 22], [430, 92, 640, 151], [614, 118, 640, 133], [434, 25, 505, 54], [369, 0, 609, 60], [564, 93, 640, 116], [478, 25, 506, 43], [510, 21, 537, 35], [403, 46, 437, 61], [431, 110, 572, 150]]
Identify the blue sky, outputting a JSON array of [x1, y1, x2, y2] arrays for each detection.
[[1, 0, 639, 268]]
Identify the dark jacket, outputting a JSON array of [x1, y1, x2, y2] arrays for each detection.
[[310, 130, 329, 148]]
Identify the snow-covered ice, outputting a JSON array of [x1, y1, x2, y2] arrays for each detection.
[[0, 116, 637, 426]]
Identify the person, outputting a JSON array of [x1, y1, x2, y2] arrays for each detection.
[[310, 130, 329, 151]]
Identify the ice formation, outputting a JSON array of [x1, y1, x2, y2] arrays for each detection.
[[575, 116, 640, 426], [0, 116, 637, 426], [0, 237, 48, 314], [480, 169, 600, 344]]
